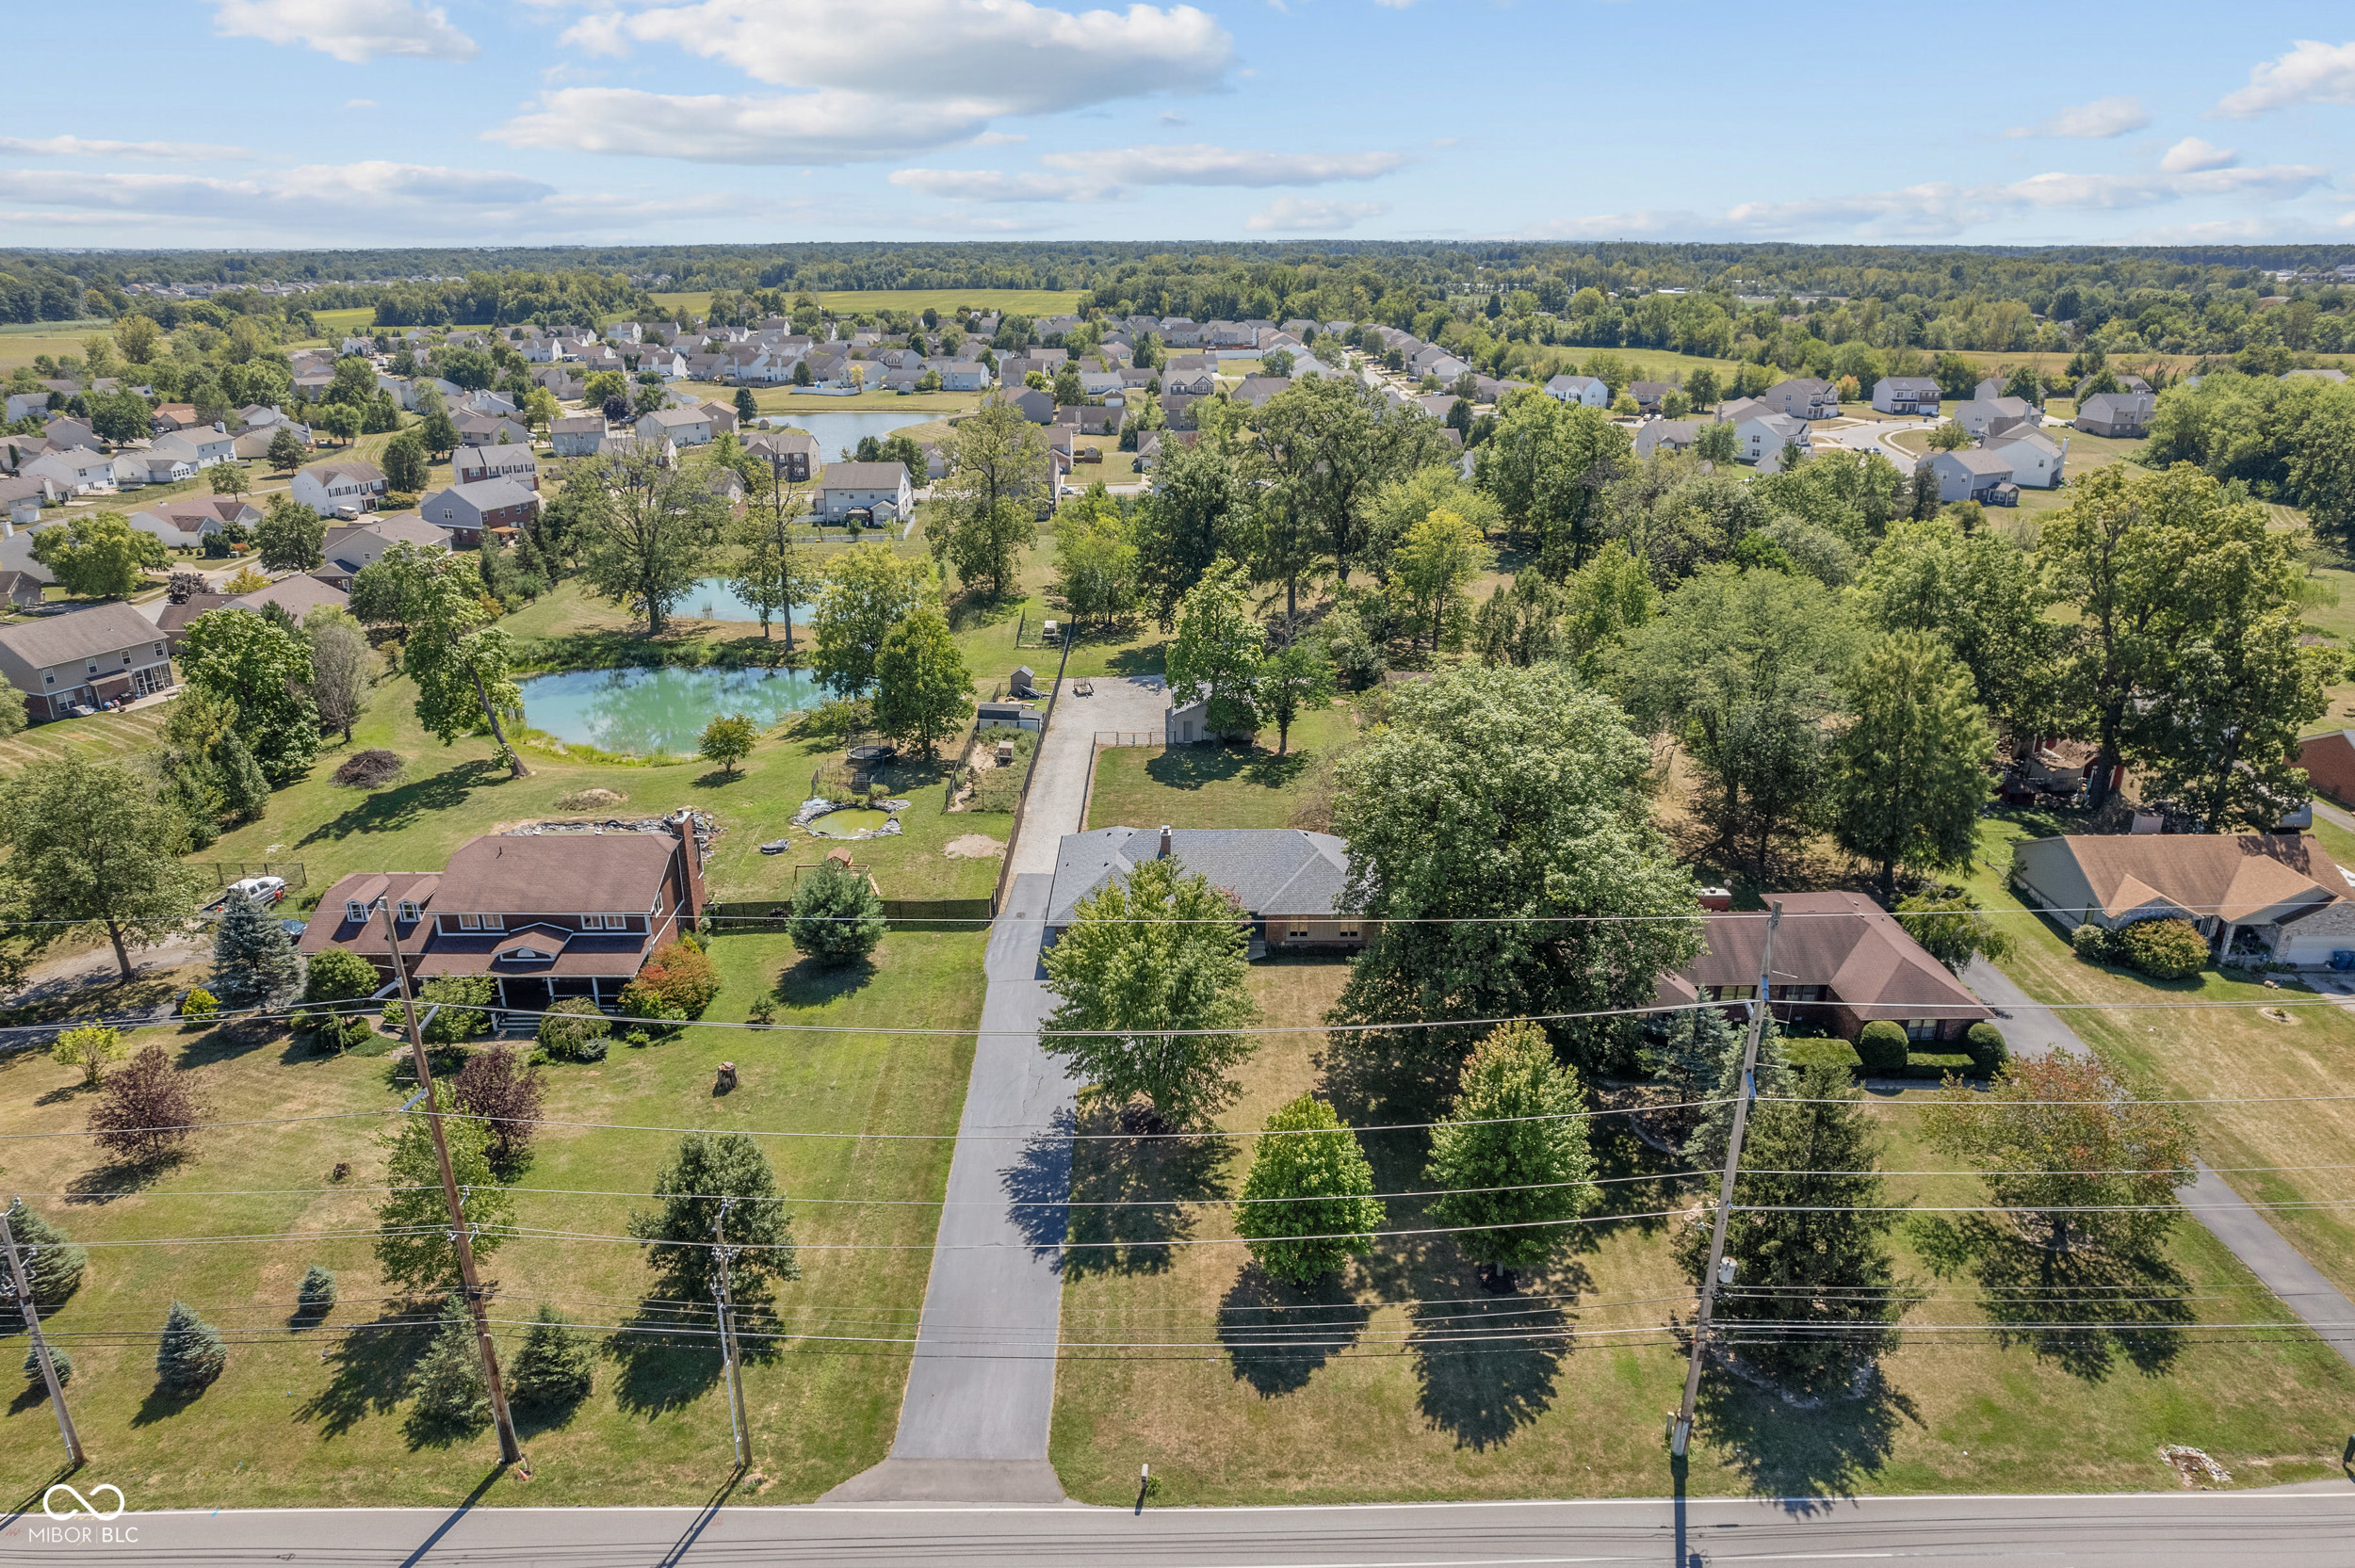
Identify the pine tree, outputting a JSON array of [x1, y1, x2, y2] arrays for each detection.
[[155, 1300, 226, 1393], [22, 1345, 70, 1384], [508, 1304, 594, 1410], [6, 1199, 86, 1308], [1234, 1095, 1384, 1285], [296, 1265, 336, 1321], [1424, 1021, 1597, 1276], [1674, 1062, 1905, 1391], [787, 858, 885, 966], [407, 1297, 489, 1431], [1681, 1014, 1795, 1175], [219, 729, 272, 823], [208, 889, 302, 1009]]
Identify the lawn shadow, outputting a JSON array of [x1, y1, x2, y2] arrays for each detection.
[[1050, 1105, 1228, 1281], [774, 955, 877, 1009], [292, 1302, 434, 1437], [63, 1154, 187, 1205], [1142, 743, 1253, 795], [1241, 749, 1313, 787], [691, 768, 750, 790], [298, 758, 508, 848], [1106, 644, 1167, 678], [1218, 1266, 1372, 1397], [402, 1395, 492, 1450], [1408, 1286, 1577, 1451], [1696, 1361, 1922, 1509], [30, 1085, 79, 1108], [606, 1303, 725, 1418], [1914, 1216, 2192, 1380], [8, 1381, 53, 1416], [173, 1019, 288, 1069]]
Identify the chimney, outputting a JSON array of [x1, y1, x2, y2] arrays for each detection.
[[1158, 825, 1172, 860], [672, 808, 706, 925]]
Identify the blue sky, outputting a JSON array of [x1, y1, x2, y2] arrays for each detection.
[[7, 3, 2355, 250]]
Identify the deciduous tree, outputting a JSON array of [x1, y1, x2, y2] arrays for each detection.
[[304, 606, 371, 744], [629, 1132, 799, 1300], [401, 554, 526, 777], [180, 606, 321, 784], [0, 753, 203, 981], [451, 1044, 544, 1175], [1827, 631, 1995, 902], [1392, 506, 1488, 650], [372, 1083, 513, 1290], [1049, 485, 1140, 630], [1165, 561, 1263, 739], [30, 510, 167, 599], [1424, 1021, 1597, 1276], [1041, 854, 1259, 1128], [257, 493, 325, 572], [570, 447, 724, 636], [1257, 638, 1335, 755], [89, 1044, 209, 1165], [698, 712, 756, 776], [931, 396, 1046, 597], [873, 608, 973, 759], [1234, 1095, 1383, 1285], [1474, 392, 1630, 573], [810, 542, 936, 697]]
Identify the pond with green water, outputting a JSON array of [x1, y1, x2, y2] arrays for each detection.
[[519, 666, 827, 756], [805, 808, 894, 838]]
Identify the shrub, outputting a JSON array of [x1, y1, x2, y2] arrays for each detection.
[[536, 998, 610, 1062], [629, 938, 720, 1018], [181, 987, 219, 1025], [1904, 1051, 1977, 1079], [1855, 1021, 1909, 1075], [2071, 923, 2115, 963], [788, 858, 886, 965], [88, 1045, 210, 1165], [300, 946, 381, 1052], [155, 1301, 227, 1394], [22, 1346, 70, 1384], [296, 1265, 336, 1320], [384, 975, 494, 1043], [1785, 1037, 1863, 1071], [507, 1304, 594, 1411], [623, 1029, 653, 1049], [1964, 1022, 2009, 1076], [2114, 916, 2206, 979], [52, 1025, 124, 1088]]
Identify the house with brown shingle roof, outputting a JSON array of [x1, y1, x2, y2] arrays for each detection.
[[296, 816, 706, 1017], [1655, 891, 1990, 1043], [2010, 832, 2355, 967]]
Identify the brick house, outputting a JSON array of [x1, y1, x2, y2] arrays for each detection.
[[1656, 891, 1991, 1043], [297, 817, 706, 1018], [418, 477, 540, 546]]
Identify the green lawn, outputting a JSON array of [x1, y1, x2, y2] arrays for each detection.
[[1958, 815, 2355, 1298], [1048, 961, 2355, 1506], [0, 704, 171, 771], [0, 929, 983, 1509], [1084, 707, 1358, 832]]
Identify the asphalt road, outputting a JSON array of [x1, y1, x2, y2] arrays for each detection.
[[18, 1485, 2352, 1565]]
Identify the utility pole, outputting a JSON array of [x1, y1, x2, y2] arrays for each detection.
[[380, 902, 525, 1472], [1670, 899, 1782, 1460], [1, 1203, 83, 1466], [712, 1199, 750, 1470]]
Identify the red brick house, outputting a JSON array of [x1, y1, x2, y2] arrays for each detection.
[[297, 815, 706, 1020], [2297, 731, 2355, 808]]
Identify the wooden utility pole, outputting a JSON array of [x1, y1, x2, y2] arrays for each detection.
[[1, 1203, 84, 1465], [712, 1199, 750, 1470], [1670, 899, 1782, 1460], [379, 902, 526, 1471]]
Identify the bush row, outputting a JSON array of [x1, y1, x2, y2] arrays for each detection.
[[2071, 915, 2207, 979]]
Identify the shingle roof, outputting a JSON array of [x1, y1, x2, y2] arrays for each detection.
[[2027, 833, 2345, 924], [1047, 827, 1350, 929], [1938, 447, 2016, 477], [0, 601, 164, 667], [432, 832, 677, 916], [1665, 891, 1990, 1023], [821, 461, 910, 489]]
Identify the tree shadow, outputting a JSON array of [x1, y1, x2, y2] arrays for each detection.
[[31, 1084, 80, 1108], [1001, 1103, 1075, 1264], [291, 1303, 435, 1437], [606, 1302, 725, 1419], [298, 758, 507, 848], [132, 1377, 217, 1430], [4, 970, 186, 1026], [1914, 1216, 2193, 1380], [1218, 1266, 1372, 1397], [1408, 1287, 1575, 1451], [1143, 744, 1252, 794], [402, 1393, 491, 1450], [1049, 1104, 1228, 1281], [173, 1020, 286, 1069], [1695, 1361, 1922, 1508], [774, 955, 876, 1009], [1242, 749, 1314, 787], [63, 1154, 187, 1206], [691, 768, 748, 790], [1106, 643, 1167, 677]]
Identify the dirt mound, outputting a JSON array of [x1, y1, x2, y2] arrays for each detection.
[[943, 833, 1006, 859], [555, 787, 628, 811], [332, 750, 403, 788]]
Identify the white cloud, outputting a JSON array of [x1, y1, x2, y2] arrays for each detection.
[[2003, 95, 2148, 139], [514, 0, 1233, 163], [1518, 209, 1700, 240], [1039, 143, 1405, 186], [1244, 196, 1386, 233], [969, 131, 1029, 147], [887, 168, 1099, 202], [0, 136, 248, 161], [210, 0, 479, 62], [2217, 39, 2355, 117], [2160, 137, 2237, 173]]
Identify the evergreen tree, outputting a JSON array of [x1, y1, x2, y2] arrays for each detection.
[[154, 1300, 227, 1393], [508, 1304, 595, 1410], [733, 387, 758, 425], [209, 889, 303, 1009], [1424, 1021, 1597, 1276], [5, 1200, 85, 1309], [1674, 1062, 1905, 1390], [1234, 1095, 1384, 1285], [1681, 1013, 1794, 1175], [296, 1265, 336, 1320], [1640, 1006, 1740, 1106], [218, 730, 271, 824], [22, 1345, 70, 1384], [407, 1297, 489, 1430], [787, 858, 885, 965]]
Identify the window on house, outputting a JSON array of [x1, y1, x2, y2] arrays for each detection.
[[1903, 1019, 1941, 1043], [1711, 984, 1756, 1001], [397, 900, 419, 923], [345, 900, 366, 923]]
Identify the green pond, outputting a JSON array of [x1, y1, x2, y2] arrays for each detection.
[[806, 808, 893, 838], [519, 667, 827, 756]]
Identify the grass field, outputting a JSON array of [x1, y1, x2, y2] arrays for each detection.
[[0, 704, 171, 771], [1083, 707, 1356, 832], [1958, 815, 2355, 1299], [1048, 960, 2355, 1505], [0, 332, 101, 373], [0, 928, 983, 1509]]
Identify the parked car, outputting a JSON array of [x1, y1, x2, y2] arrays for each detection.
[[228, 876, 287, 905]]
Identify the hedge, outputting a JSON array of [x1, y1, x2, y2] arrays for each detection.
[[1964, 1021, 2008, 1075], [1856, 1020, 1908, 1074], [1784, 1038, 1863, 1071], [2072, 915, 2207, 979], [1902, 1051, 1977, 1079]]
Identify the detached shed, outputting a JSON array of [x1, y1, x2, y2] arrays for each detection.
[[977, 700, 1043, 733]]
